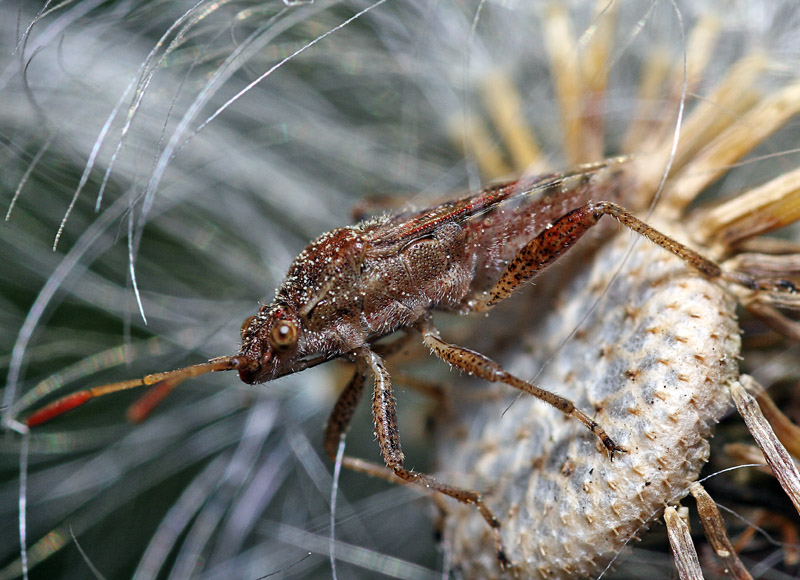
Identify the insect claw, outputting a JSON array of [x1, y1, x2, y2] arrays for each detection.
[[611, 445, 628, 461], [497, 550, 515, 572], [721, 271, 800, 294], [603, 437, 627, 461], [492, 533, 515, 572]]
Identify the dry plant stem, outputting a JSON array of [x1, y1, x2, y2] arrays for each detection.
[[680, 13, 720, 95], [666, 82, 800, 209], [732, 511, 800, 567], [449, 114, 512, 178], [731, 377, 800, 515], [776, 514, 800, 565], [648, 55, 764, 183], [635, 53, 762, 194], [479, 70, 543, 171], [665, 506, 704, 580], [543, 3, 583, 165], [689, 483, 752, 580], [731, 246, 800, 269], [696, 166, 800, 251], [746, 285, 800, 314], [741, 377, 800, 460], [577, 0, 616, 161], [731, 517, 760, 559], [624, 48, 671, 151], [745, 302, 800, 343]]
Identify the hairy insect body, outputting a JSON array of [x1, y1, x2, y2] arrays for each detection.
[[363, 221, 473, 325], [28, 160, 747, 571], [237, 218, 475, 384], [238, 163, 626, 386], [235, 223, 463, 382]]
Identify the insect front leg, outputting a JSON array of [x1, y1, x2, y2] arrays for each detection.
[[415, 315, 625, 458], [323, 352, 438, 479], [344, 346, 512, 569], [323, 358, 369, 463], [322, 357, 426, 487]]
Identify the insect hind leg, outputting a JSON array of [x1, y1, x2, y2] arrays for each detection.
[[591, 202, 797, 292], [471, 199, 795, 312]]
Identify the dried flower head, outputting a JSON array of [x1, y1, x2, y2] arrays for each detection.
[[435, 3, 800, 578]]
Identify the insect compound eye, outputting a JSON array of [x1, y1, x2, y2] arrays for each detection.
[[269, 319, 298, 351], [240, 315, 256, 339]]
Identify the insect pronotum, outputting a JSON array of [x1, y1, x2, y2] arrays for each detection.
[[19, 156, 796, 569]]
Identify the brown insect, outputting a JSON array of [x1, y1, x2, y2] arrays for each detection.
[[21, 157, 792, 567]]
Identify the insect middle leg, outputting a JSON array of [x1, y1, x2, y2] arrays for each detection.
[[322, 346, 511, 568], [415, 314, 624, 457]]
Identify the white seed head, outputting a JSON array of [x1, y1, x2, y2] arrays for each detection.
[[438, 219, 741, 578]]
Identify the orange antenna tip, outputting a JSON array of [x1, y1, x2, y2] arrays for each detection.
[[25, 391, 93, 428]]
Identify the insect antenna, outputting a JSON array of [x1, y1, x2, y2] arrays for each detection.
[[24, 356, 248, 428]]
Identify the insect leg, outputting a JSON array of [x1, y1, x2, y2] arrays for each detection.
[[348, 346, 512, 569], [415, 315, 625, 458], [324, 403, 408, 485], [323, 345, 444, 465], [323, 359, 369, 462], [470, 200, 611, 310], [322, 363, 422, 487], [472, 200, 793, 311], [591, 202, 795, 292]]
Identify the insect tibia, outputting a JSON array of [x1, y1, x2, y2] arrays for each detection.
[[592, 202, 800, 296], [417, 317, 624, 461], [588, 201, 723, 279]]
